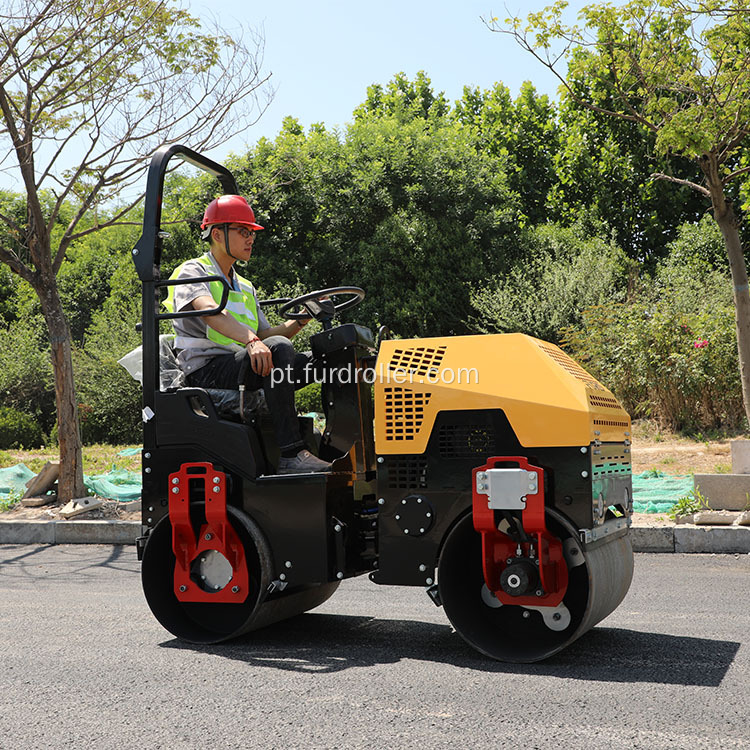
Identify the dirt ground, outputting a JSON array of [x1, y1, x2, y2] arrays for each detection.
[[4, 498, 141, 522], [630, 439, 732, 475], [2, 421, 744, 524]]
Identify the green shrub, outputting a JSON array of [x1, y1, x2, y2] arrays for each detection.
[[295, 382, 323, 414], [74, 349, 142, 445], [73, 279, 143, 445], [469, 221, 630, 343], [0, 317, 56, 432], [0, 406, 44, 449], [561, 263, 743, 432]]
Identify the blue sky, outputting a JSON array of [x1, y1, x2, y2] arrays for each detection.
[[193, 0, 591, 162], [0, 1, 591, 193]]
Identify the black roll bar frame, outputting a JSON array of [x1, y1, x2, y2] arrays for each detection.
[[132, 144, 239, 444]]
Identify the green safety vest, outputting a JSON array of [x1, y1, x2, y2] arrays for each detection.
[[164, 252, 259, 348]]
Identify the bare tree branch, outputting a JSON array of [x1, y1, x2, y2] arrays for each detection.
[[0, 244, 33, 283]]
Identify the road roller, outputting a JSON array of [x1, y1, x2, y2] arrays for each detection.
[[131, 145, 634, 663]]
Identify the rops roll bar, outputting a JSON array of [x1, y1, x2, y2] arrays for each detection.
[[132, 144, 240, 427]]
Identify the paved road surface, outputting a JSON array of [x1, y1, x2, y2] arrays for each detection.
[[0, 545, 748, 749]]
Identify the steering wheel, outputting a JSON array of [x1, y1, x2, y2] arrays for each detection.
[[277, 286, 365, 330]]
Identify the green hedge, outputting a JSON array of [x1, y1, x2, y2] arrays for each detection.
[[0, 406, 44, 449], [561, 279, 743, 432]]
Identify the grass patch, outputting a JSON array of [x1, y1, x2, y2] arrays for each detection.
[[713, 463, 732, 474], [0, 445, 141, 474], [667, 488, 711, 520], [0, 490, 22, 512]]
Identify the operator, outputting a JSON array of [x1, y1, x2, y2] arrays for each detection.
[[164, 194, 331, 475]]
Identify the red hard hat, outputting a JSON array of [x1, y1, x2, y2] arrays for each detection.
[[201, 195, 264, 235]]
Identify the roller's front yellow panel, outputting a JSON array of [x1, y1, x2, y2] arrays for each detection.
[[373, 333, 630, 454]]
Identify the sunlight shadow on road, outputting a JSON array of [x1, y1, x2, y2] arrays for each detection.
[[160, 613, 739, 686]]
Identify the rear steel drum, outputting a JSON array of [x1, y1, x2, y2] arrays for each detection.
[[141, 505, 339, 643]]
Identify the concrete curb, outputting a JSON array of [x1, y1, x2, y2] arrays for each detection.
[[629, 525, 750, 554], [0, 519, 140, 545], [0, 519, 749, 553], [629, 527, 676, 553]]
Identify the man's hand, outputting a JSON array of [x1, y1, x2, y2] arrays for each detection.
[[246, 338, 272, 377]]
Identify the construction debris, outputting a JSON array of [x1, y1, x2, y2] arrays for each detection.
[[59, 496, 104, 519], [20, 461, 59, 507]]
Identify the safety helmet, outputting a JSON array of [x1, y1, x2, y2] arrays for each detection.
[[200, 195, 264, 239]]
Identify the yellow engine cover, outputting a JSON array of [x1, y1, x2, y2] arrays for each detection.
[[373, 333, 630, 454]]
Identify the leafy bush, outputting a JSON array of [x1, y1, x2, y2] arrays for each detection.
[[469, 221, 631, 343], [74, 354, 142, 445], [295, 382, 323, 414], [0, 317, 56, 433], [70, 274, 143, 445], [0, 406, 44, 449], [561, 230, 743, 432]]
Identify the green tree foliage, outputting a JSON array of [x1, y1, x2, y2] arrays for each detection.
[[226, 75, 523, 338], [549, 91, 707, 262], [562, 220, 742, 431], [456, 81, 560, 225], [353, 71, 451, 122], [470, 220, 631, 343], [499, 0, 750, 428], [58, 226, 140, 343]]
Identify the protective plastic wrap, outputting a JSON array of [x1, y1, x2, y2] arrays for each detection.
[[203, 387, 268, 421], [119, 336, 268, 420], [158, 335, 187, 390]]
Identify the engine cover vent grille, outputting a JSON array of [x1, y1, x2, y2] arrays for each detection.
[[383, 387, 431, 441], [593, 418, 629, 428], [537, 342, 606, 391], [388, 345, 447, 377], [388, 457, 428, 489], [588, 394, 622, 410], [438, 424, 494, 459]]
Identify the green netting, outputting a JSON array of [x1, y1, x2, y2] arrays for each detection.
[[632, 471, 694, 513], [0, 463, 695, 511], [0, 464, 36, 498], [84, 466, 141, 502], [0, 463, 141, 503]]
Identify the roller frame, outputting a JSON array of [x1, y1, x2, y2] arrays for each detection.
[[472, 456, 568, 607], [168, 462, 249, 604]]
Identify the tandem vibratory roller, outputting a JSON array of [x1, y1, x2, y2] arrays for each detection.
[[130, 144, 634, 662]]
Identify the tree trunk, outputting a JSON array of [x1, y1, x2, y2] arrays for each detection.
[[37, 280, 86, 502], [702, 158, 750, 429]]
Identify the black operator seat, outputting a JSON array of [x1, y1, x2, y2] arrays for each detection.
[[158, 335, 268, 422]]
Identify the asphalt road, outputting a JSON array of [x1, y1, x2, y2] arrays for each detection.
[[0, 545, 748, 750]]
